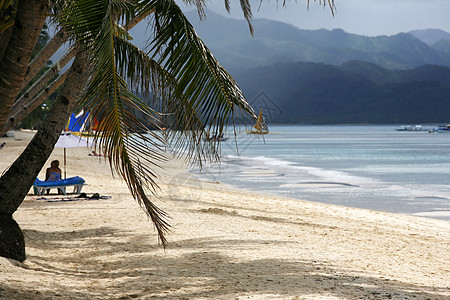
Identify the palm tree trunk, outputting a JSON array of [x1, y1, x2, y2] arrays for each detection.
[[0, 27, 13, 62], [0, 8, 154, 262], [22, 28, 68, 89], [0, 11, 151, 136], [0, 52, 89, 262], [0, 49, 75, 136], [3, 70, 69, 133], [0, 0, 47, 131]]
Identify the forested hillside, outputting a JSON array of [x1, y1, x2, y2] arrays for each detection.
[[183, 10, 450, 70], [131, 10, 450, 124], [233, 62, 450, 124]]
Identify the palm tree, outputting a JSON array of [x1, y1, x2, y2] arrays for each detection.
[[1, 0, 335, 135], [0, 0, 335, 262], [0, 0, 48, 130]]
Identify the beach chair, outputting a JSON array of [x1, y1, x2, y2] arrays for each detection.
[[33, 176, 86, 195]]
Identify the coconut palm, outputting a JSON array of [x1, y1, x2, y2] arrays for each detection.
[[1, 0, 335, 135], [0, 0, 335, 262], [22, 28, 68, 88], [0, 0, 48, 130], [0, 0, 256, 261]]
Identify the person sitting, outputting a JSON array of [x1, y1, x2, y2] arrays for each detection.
[[46, 160, 62, 182], [45, 160, 62, 194]]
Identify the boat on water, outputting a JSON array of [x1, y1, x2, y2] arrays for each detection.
[[206, 132, 229, 142], [246, 110, 269, 134], [429, 124, 450, 133], [395, 125, 428, 132]]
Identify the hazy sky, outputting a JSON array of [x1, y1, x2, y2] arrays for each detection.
[[182, 0, 450, 36]]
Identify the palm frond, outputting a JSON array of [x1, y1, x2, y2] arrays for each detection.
[[55, 0, 259, 245], [139, 0, 256, 160], [238, 0, 253, 35], [113, 35, 214, 165], [0, 0, 16, 34], [308, 0, 336, 16], [181, 0, 207, 20], [183, 0, 253, 34], [60, 0, 171, 245], [113, 35, 170, 98]]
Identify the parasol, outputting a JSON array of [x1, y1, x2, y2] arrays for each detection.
[[55, 132, 93, 178]]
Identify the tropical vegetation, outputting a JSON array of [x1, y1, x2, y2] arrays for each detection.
[[0, 0, 334, 262], [235, 61, 450, 124]]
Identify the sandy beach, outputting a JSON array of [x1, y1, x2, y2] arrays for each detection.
[[0, 130, 449, 299]]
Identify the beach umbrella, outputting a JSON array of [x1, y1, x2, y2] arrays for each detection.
[[55, 132, 93, 178]]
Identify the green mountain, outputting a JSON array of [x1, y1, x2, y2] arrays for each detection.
[[433, 39, 450, 56], [233, 62, 450, 124], [408, 29, 450, 45], [126, 11, 450, 124], [184, 10, 450, 70]]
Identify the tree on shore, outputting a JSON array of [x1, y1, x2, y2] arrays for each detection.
[[0, 0, 334, 262]]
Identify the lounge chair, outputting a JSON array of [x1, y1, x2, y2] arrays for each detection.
[[33, 176, 86, 195]]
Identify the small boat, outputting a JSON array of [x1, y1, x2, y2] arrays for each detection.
[[247, 110, 269, 134], [395, 125, 427, 132], [206, 132, 229, 142], [434, 125, 450, 133]]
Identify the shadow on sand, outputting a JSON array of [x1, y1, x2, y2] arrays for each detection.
[[0, 224, 447, 300]]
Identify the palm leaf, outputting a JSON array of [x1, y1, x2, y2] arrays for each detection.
[[59, 0, 171, 245], [113, 34, 219, 165], [0, 0, 15, 34], [139, 0, 257, 156], [87, 12, 171, 245], [308, 0, 336, 15], [57, 0, 259, 245]]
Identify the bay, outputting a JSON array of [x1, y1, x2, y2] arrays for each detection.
[[190, 125, 450, 221]]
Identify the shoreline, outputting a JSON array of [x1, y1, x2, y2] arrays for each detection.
[[189, 161, 450, 223], [0, 130, 449, 299], [189, 125, 450, 223]]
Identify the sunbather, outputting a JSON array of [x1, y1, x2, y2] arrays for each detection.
[[45, 160, 62, 194], [46, 160, 62, 182]]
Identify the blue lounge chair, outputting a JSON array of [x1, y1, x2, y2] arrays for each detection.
[[33, 176, 86, 195]]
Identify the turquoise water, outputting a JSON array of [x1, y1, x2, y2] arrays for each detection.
[[190, 125, 450, 220]]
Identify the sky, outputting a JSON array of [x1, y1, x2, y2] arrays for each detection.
[[181, 0, 450, 36]]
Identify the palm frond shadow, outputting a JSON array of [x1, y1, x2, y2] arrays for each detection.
[[16, 228, 448, 300]]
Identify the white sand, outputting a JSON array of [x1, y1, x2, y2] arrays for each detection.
[[0, 130, 449, 299]]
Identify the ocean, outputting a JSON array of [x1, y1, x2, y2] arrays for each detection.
[[190, 125, 450, 221]]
